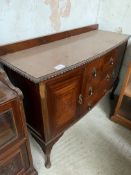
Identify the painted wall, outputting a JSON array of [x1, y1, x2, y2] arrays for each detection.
[[97, 0, 131, 93], [0, 0, 99, 45], [0, 0, 131, 93]]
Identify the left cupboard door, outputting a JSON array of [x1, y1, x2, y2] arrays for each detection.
[[46, 71, 83, 137]]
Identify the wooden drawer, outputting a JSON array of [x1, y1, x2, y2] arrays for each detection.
[[100, 49, 119, 92], [101, 68, 116, 92], [102, 49, 117, 73], [0, 142, 30, 175], [0, 100, 25, 150], [82, 85, 105, 112], [81, 58, 103, 113], [81, 50, 118, 113], [82, 71, 114, 113], [46, 70, 83, 137], [84, 58, 103, 86]]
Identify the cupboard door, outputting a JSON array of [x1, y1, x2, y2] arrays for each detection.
[[0, 151, 24, 175], [0, 110, 17, 149], [0, 143, 30, 175], [46, 72, 82, 136], [0, 100, 24, 150]]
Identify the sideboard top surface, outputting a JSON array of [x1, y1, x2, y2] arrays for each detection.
[[1, 30, 129, 83]]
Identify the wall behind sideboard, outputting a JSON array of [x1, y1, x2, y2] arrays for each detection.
[[0, 0, 131, 93], [0, 0, 99, 45]]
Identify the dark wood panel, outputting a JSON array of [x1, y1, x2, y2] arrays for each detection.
[[0, 68, 37, 174], [0, 142, 33, 175], [0, 24, 98, 56], [46, 69, 83, 137], [3, 66, 45, 141], [0, 150, 24, 175], [0, 101, 25, 150]]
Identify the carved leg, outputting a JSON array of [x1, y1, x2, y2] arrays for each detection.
[[43, 134, 63, 168], [30, 129, 63, 168], [110, 77, 119, 100], [44, 144, 52, 168]]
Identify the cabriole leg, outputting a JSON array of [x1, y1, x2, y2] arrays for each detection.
[[44, 144, 52, 168]]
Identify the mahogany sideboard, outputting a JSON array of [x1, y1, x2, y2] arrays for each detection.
[[0, 24, 129, 168], [0, 68, 37, 174]]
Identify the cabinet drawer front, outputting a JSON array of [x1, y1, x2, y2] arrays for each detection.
[[101, 69, 116, 91], [85, 58, 103, 86], [83, 86, 105, 112], [102, 49, 117, 73], [46, 72, 82, 136], [0, 100, 24, 150], [0, 143, 30, 175], [82, 71, 113, 113], [83, 70, 115, 112], [82, 50, 118, 114], [100, 49, 120, 92]]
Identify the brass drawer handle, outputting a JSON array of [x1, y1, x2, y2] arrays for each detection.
[[88, 103, 92, 111], [106, 74, 110, 81], [109, 57, 114, 65], [78, 94, 83, 105], [88, 87, 94, 96], [92, 68, 97, 77]]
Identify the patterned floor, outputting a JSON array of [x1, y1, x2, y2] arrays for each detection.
[[30, 95, 131, 175]]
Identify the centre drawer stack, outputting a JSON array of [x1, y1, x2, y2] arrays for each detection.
[[82, 48, 118, 113]]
